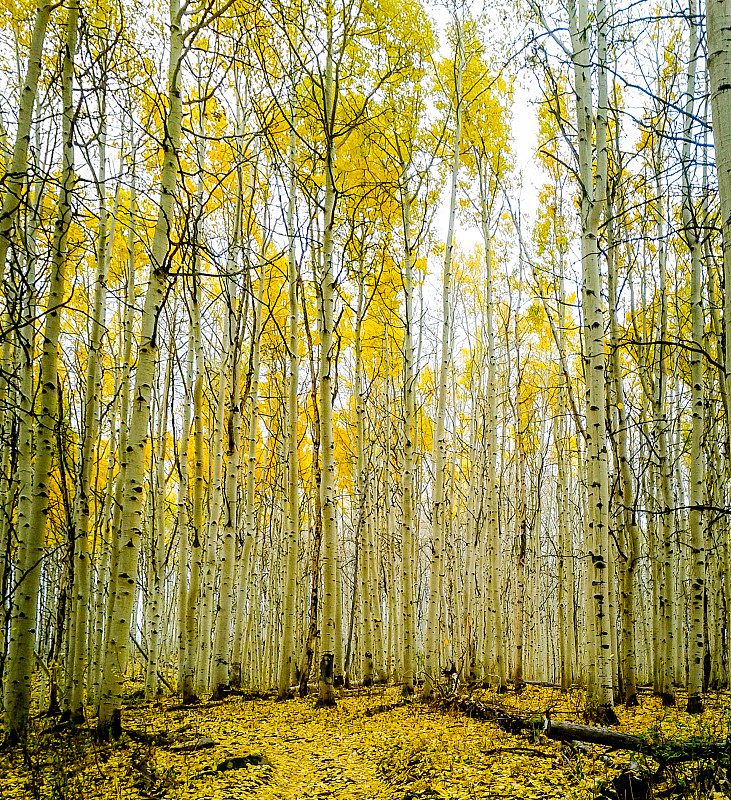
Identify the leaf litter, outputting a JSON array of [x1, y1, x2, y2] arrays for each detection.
[[0, 685, 729, 800]]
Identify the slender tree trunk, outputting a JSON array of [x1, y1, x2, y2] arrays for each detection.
[[513, 340, 528, 694], [69, 103, 118, 719], [3, 0, 79, 741], [0, 1, 53, 283], [98, 0, 184, 736], [482, 233, 505, 690], [2, 146, 40, 719], [145, 345, 172, 700], [211, 206, 243, 700], [707, 0, 731, 459], [683, 0, 704, 712], [277, 104, 300, 699], [317, 16, 338, 707], [423, 31, 463, 699], [606, 202, 640, 707], [100, 137, 137, 711], [399, 167, 417, 696], [653, 183, 676, 707], [568, 0, 616, 723], [183, 279, 204, 703], [230, 259, 264, 688], [298, 278, 323, 697], [176, 326, 193, 692], [198, 277, 231, 696]]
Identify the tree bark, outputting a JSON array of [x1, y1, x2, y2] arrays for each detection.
[[423, 28, 463, 699], [277, 100, 300, 699], [567, 0, 617, 723], [98, 0, 184, 736], [3, 0, 79, 741], [0, 1, 53, 283], [682, 0, 704, 714]]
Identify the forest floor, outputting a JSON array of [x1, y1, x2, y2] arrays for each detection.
[[0, 683, 729, 800]]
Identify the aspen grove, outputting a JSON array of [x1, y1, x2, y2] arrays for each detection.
[[0, 0, 730, 746]]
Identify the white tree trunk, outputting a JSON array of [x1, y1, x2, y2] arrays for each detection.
[[0, 0, 53, 282], [69, 103, 119, 718], [231, 260, 264, 686], [707, 0, 731, 456], [399, 167, 417, 695], [277, 105, 300, 698], [683, 0, 704, 713], [197, 286, 231, 696], [211, 239, 242, 697], [317, 19, 338, 707], [568, 0, 616, 722], [3, 0, 78, 740], [98, 0, 184, 735], [423, 32, 463, 698], [606, 210, 640, 707], [176, 326, 193, 692]]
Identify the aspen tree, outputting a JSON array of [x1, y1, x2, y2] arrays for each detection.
[[176, 327, 193, 692], [69, 97, 120, 720], [316, 2, 339, 707], [88, 149, 124, 708], [554, 400, 571, 691], [423, 25, 464, 699], [682, 0, 704, 713], [566, 0, 617, 722], [462, 375, 480, 681], [482, 234, 505, 689], [183, 278, 204, 703], [98, 0, 184, 736], [513, 307, 528, 694], [0, 1, 53, 283], [707, 0, 731, 445], [197, 272, 231, 695], [3, 0, 79, 741], [298, 274, 324, 696], [231, 258, 264, 687], [211, 191, 243, 698], [368, 481, 386, 682], [383, 332, 399, 682], [399, 165, 417, 695], [229, 97, 264, 689], [101, 134, 137, 705], [706, 266, 728, 686], [606, 192, 640, 707], [0, 98, 46, 654], [542, 178, 575, 692], [210, 278, 241, 698], [145, 343, 172, 699], [181, 99, 210, 702], [353, 272, 374, 686], [277, 90, 300, 699], [652, 176, 676, 706], [3, 126, 41, 713]]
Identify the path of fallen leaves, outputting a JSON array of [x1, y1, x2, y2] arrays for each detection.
[[0, 685, 728, 800]]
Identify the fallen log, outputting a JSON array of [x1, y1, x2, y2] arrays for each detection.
[[544, 720, 643, 750], [439, 693, 731, 769], [544, 718, 731, 765]]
